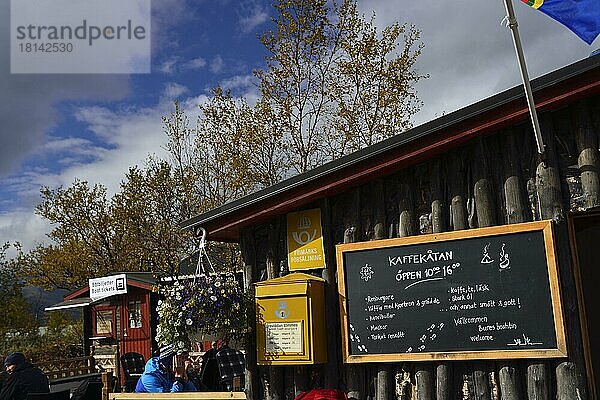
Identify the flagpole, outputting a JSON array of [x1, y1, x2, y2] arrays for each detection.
[[502, 0, 546, 156]]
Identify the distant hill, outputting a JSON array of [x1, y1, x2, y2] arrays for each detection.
[[22, 286, 71, 321]]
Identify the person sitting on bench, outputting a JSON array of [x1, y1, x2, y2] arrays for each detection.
[[134, 345, 196, 393]]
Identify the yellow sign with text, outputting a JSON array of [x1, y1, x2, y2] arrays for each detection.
[[287, 209, 326, 271]]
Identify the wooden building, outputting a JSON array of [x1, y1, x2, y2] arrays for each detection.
[[182, 54, 600, 400], [46, 272, 158, 385]]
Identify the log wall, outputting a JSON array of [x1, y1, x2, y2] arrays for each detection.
[[241, 96, 600, 400]]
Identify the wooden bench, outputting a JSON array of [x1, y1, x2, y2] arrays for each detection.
[[110, 392, 246, 400]]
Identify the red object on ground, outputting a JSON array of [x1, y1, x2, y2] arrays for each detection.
[[294, 389, 348, 400]]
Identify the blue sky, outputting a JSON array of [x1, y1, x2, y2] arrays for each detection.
[[0, 0, 597, 252]]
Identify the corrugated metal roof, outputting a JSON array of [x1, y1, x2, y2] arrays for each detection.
[[44, 297, 93, 311]]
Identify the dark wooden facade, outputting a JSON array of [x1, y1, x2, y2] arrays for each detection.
[[183, 55, 600, 399]]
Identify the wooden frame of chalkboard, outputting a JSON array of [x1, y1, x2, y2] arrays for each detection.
[[336, 220, 567, 362]]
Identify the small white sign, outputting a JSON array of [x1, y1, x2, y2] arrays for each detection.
[[89, 274, 127, 301], [265, 321, 303, 353]]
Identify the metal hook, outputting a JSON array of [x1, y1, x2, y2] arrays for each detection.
[[194, 227, 215, 281]]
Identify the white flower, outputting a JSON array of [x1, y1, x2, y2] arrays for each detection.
[[210, 295, 217, 302], [186, 318, 193, 325]]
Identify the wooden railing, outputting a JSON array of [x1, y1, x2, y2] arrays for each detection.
[[37, 356, 96, 381]]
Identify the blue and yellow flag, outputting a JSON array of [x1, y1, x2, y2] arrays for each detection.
[[521, 0, 600, 44]]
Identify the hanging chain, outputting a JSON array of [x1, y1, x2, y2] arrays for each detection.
[[194, 227, 215, 283]]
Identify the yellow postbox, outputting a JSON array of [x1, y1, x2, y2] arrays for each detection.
[[255, 272, 327, 365]]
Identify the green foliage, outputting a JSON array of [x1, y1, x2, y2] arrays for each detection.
[[1, 244, 84, 363], [257, 0, 425, 172], [0, 243, 38, 336], [34, 313, 84, 362], [20, 164, 197, 290], [1, 317, 84, 364], [113, 161, 196, 277]]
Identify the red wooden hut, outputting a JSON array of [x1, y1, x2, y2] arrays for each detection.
[[45, 272, 158, 387]]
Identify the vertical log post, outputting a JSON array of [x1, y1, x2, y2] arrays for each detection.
[[365, 179, 392, 400], [527, 363, 548, 400], [503, 130, 526, 224], [449, 150, 471, 400], [102, 371, 112, 400], [395, 175, 416, 399], [274, 220, 309, 399], [473, 138, 496, 228], [430, 159, 445, 234], [415, 364, 433, 400], [319, 197, 342, 390], [449, 151, 468, 231], [396, 365, 412, 400], [264, 221, 284, 400], [398, 175, 415, 238], [528, 114, 589, 400], [430, 160, 452, 400], [574, 99, 600, 209], [499, 129, 526, 400], [498, 366, 521, 400], [460, 141, 491, 400], [294, 366, 309, 397], [533, 114, 573, 399], [285, 368, 296, 400], [535, 115, 564, 223], [241, 228, 259, 400], [436, 365, 451, 400], [345, 189, 364, 400]]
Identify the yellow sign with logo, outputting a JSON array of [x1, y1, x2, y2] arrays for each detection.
[[287, 208, 326, 271]]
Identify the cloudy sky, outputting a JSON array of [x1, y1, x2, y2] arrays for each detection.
[[0, 0, 597, 253]]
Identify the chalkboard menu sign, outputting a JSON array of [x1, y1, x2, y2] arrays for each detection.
[[336, 220, 566, 362]]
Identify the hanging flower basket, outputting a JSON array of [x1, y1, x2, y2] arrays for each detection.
[[155, 272, 253, 352]]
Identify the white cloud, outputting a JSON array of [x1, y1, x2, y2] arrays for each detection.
[[209, 55, 225, 74], [219, 74, 255, 92], [158, 57, 207, 74], [0, 0, 132, 179], [0, 83, 209, 250], [0, 209, 52, 251], [158, 58, 179, 74], [239, 7, 269, 34], [182, 57, 207, 70], [162, 82, 189, 99]]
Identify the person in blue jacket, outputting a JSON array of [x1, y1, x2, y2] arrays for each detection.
[[134, 345, 196, 393]]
